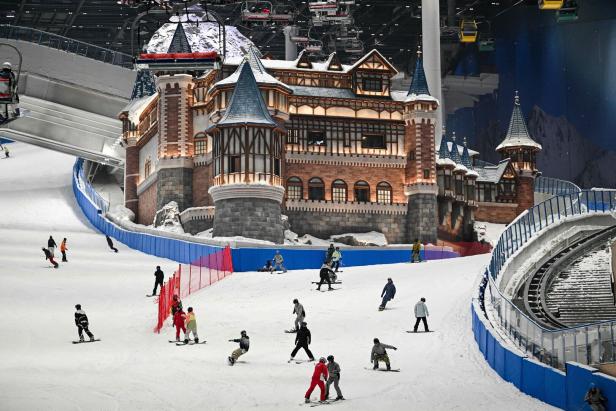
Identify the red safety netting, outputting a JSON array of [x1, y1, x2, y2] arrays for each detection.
[[154, 245, 233, 333]]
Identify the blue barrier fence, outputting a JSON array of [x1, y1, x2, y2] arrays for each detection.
[[472, 301, 616, 410]]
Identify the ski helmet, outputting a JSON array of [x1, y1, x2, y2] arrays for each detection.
[[327, 355, 334, 361], [293, 299, 298, 304], [241, 330, 247, 336], [373, 338, 379, 344], [75, 304, 81, 310], [319, 357, 326, 363], [2, 62, 11, 69]]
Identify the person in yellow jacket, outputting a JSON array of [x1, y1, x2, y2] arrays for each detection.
[[411, 239, 422, 263], [184, 307, 199, 344], [60, 238, 68, 262]]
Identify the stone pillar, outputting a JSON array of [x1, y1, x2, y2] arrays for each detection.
[[156, 157, 194, 211], [283, 26, 298, 61], [421, 0, 443, 147], [209, 185, 285, 244], [124, 135, 139, 217], [406, 184, 438, 244], [516, 172, 536, 215]]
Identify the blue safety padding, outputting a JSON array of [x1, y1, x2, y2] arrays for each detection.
[[592, 372, 616, 411], [566, 362, 596, 411], [494, 341, 506, 378], [479, 325, 487, 356], [521, 358, 547, 401], [504, 349, 524, 387], [544, 367, 566, 409], [486, 331, 495, 367]]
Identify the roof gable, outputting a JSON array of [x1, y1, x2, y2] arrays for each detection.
[[326, 52, 343, 71], [296, 50, 313, 69], [350, 49, 398, 74], [167, 23, 192, 53]]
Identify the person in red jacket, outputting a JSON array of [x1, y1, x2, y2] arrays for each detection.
[[305, 357, 329, 404], [173, 308, 186, 342]]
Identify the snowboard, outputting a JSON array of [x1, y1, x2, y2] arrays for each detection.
[[313, 288, 340, 292], [72, 339, 101, 344], [302, 398, 345, 407], [289, 359, 315, 364], [176, 341, 206, 346], [406, 330, 434, 333], [364, 367, 400, 372], [311, 281, 342, 285]]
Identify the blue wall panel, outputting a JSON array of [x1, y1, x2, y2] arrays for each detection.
[[521, 359, 546, 402], [566, 363, 596, 411], [592, 372, 616, 411], [544, 368, 567, 409], [494, 342, 506, 378], [486, 332, 495, 367], [504, 349, 524, 387]]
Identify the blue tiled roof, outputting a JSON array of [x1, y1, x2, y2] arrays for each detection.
[[496, 92, 542, 151], [130, 70, 157, 100], [167, 23, 192, 54], [438, 136, 450, 159], [216, 60, 277, 127], [408, 49, 431, 97], [461, 139, 473, 169], [449, 135, 462, 163]]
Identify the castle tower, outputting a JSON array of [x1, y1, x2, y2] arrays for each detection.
[[403, 46, 439, 244], [496, 92, 542, 214], [207, 60, 286, 243]]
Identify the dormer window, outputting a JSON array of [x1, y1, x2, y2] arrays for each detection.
[[362, 77, 382, 92]]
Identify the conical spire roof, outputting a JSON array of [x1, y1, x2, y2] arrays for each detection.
[[408, 45, 430, 97], [438, 135, 450, 159], [496, 91, 542, 151], [449, 133, 462, 163], [130, 70, 157, 100], [167, 22, 192, 53], [216, 60, 277, 127], [461, 137, 473, 169]]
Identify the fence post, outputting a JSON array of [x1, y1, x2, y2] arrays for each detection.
[[189, 264, 192, 294]]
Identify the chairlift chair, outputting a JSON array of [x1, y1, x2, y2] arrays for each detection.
[[305, 40, 323, 53], [459, 19, 478, 43], [538, 0, 564, 10], [478, 37, 495, 52], [241, 0, 273, 22], [556, 1, 578, 22]]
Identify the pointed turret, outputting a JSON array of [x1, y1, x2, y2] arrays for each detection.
[[449, 133, 462, 164], [130, 70, 157, 100], [438, 135, 450, 160], [407, 45, 430, 98], [167, 22, 192, 53], [460, 137, 473, 169], [496, 91, 542, 152]]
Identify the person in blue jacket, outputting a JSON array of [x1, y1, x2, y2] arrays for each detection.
[[379, 278, 396, 311]]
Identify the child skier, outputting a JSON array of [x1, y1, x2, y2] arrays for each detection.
[[290, 321, 315, 362], [370, 338, 397, 370], [379, 278, 396, 310], [42, 247, 58, 268], [305, 357, 328, 403], [271, 250, 287, 273], [184, 307, 199, 344], [325, 355, 344, 401], [292, 299, 305, 332], [173, 307, 186, 342], [74, 304, 95, 342], [170, 295, 182, 318], [228, 330, 250, 365], [60, 238, 68, 262], [47, 235, 57, 257]]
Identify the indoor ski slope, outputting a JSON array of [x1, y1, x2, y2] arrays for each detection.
[[0, 143, 554, 410]]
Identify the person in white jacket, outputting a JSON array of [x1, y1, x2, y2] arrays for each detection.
[[413, 297, 430, 332]]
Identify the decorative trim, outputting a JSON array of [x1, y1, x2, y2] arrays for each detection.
[[136, 172, 158, 196], [194, 153, 212, 167], [285, 199, 407, 215], [158, 157, 194, 169], [477, 201, 518, 208], [209, 184, 285, 203], [405, 183, 438, 196], [286, 152, 406, 168], [180, 206, 215, 223]]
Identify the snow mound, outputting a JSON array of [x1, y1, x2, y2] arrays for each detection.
[[196, 228, 275, 245], [330, 231, 388, 247], [153, 201, 184, 234], [107, 204, 135, 222]]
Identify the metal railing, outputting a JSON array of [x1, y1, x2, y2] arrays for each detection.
[[484, 189, 616, 370], [535, 175, 581, 196], [0, 25, 133, 68]]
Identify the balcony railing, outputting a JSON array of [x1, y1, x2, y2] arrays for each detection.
[[0, 24, 133, 68], [213, 172, 282, 187]]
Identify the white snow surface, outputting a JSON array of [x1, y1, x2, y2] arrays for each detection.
[[0, 143, 554, 410]]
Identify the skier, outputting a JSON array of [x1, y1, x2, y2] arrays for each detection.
[[379, 278, 396, 310], [184, 307, 199, 344], [412, 239, 422, 263], [413, 297, 430, 332], [60, 238, 68, 262], [152, 266, 164, 296], [585, 383, 607, 411], [74, 304, 95, 342], [170, 295, 183, 318], [271, 250, 287, 273], [42, 247, 58, 268], [326, 243, 335, 262], [330, 247, 342, 272], [316, 262, 334, 291], [371, 338, 397, 370], [292, 299, 305, 332], [290, 321, 315, 362], [106, 235, 118, 252], [325, 355, 344, 401], [47, 235, 57, 257], [173, 307, 187, 342], [304, 357, 328, 404], [228, 330, 250, 365]]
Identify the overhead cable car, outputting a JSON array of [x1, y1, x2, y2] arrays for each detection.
[[0, 44, 22, 124], [478, 37, 495, 52], [556, 0, 578, 22], [538, 0, 564, 10], [344, 39, 364, 54], [459, 19, 478, 43], [305, 40, 323, 53]]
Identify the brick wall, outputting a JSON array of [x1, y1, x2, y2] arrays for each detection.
[[285, 162, 406, 203], [285, 209, 407, 244], [475, 202, 519, 224], [192, 165, 212, 207], [124, 144, 140, 217], [137, 182, 157, 225], [516, 176, 535, 215]]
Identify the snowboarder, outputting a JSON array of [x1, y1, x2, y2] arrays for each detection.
[[60, 238, 68, 262], [412, 239, 422, 263], [371, 338, 397, 370], [47, 235, 57, 257], [379, 278, 396, 310], [106, 235, 118, 252], [326, 243, 335, 262], [325, 355, 344, 401], [585, 383, 607, 411], [42, 247, 58, 268], [305, 357, 328, 403], [331, 247, 342, 272], [74, 304, 95, 342], [3, 145, 9, 158], [173, 307, 186, 342], [258, 260, 272, 272], [170, 294, 182, 318], [152, 266, 164, 296], [316, 262, 334, 291], [290, 321, 315, 362], [292, 299, 305, 332], [184, 307, 199, 344], [271, 250, 287, 273], [413, 297, 430, 332], [228, 330, 250, 365]]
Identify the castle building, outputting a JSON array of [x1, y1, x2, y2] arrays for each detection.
[[119, 21, 541, 244]]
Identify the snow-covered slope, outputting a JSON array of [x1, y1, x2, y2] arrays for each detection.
[[0, 144, 553, 410]]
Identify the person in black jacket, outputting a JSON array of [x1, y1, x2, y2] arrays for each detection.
[[106, 235, 118, 253], [228, 330, 250, 365], [47, 236, 57, 257], [74, 304, 95, 342], [290, 321, 315, 361], [152, 266, 164, 296], [316, 262, 334, 291], [42, 247, 59, 268]]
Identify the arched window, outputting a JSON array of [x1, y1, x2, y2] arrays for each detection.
[[354, 181, 370, 203], [331, 179, 347, 202], [287, 177, 303, 200], [194, 133, 208, 156], [308, 177, 325, 201], [376, 182, 392, 204]]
